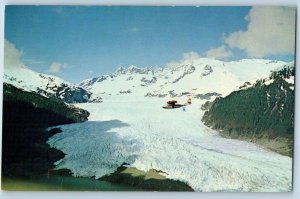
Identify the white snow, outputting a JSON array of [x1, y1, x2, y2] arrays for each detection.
[[80, 58, 287, 101], [285, 76, 295, 85], [264, 79, 274, 86], [48, 97, 292, 192], [4, 65, 68, 93]]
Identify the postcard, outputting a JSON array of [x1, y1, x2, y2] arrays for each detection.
[[2, 5, 296, 192]]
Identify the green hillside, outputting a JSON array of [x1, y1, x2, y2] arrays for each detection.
[[202, 65, 294, 156]]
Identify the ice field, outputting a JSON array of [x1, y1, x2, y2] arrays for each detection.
[[47, 98, 292, 192]]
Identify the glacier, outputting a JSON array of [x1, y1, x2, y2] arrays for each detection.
[[47, 97, 292, 192]]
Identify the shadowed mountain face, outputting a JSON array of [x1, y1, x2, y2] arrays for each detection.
[[2, 83, 90, 178], [36, 82, 93, 103], [202, 65, 295, 156]]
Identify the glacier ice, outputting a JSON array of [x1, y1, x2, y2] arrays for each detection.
[[47, 99, 292, 192]]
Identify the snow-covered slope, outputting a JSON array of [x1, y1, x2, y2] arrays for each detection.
[[79, 58, 288, 101], [4, 66, 93, 103], [265, 62, 295, 89]]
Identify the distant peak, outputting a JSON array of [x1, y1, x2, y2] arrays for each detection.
[[128, 65, 137, 70], [114, 65, 155, 75], [115, 66, 127, 75]]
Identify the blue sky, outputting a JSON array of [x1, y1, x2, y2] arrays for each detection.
[[5, 6, 296, 83]]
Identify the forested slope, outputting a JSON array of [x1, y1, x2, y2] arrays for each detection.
[[202, 65, 295, 156]]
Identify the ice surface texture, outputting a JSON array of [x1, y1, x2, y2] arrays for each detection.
[[48, 99, 292, 192]]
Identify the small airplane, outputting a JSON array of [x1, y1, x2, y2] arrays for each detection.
[[162, 98, 192, 109]]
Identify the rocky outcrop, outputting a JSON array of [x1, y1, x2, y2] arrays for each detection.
[[145, 92, 168, 98], [171, 65, 196, 83], [201, 65, 213, 76], [37, 83, 92, 103], [194, 92, 221, 100]]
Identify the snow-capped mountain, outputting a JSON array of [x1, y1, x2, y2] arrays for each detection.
[[79, 58, 289, 101], [4, 66, 95, 103], [4, 58, 291, 104]]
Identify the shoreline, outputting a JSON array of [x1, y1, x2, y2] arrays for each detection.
[[2, 166, 193, 191], [100, 165, 194, 191]]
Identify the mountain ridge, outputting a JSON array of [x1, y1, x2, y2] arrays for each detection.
[[78, 58, 289, 102], [4, 65, 98, 103], [4, 58, 291, 104]]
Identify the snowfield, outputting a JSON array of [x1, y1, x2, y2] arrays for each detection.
[[79, 58, 289, 100], [47, 96, 292, 192]]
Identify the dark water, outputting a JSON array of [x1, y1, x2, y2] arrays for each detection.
[[2, 175, 142, 191]]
